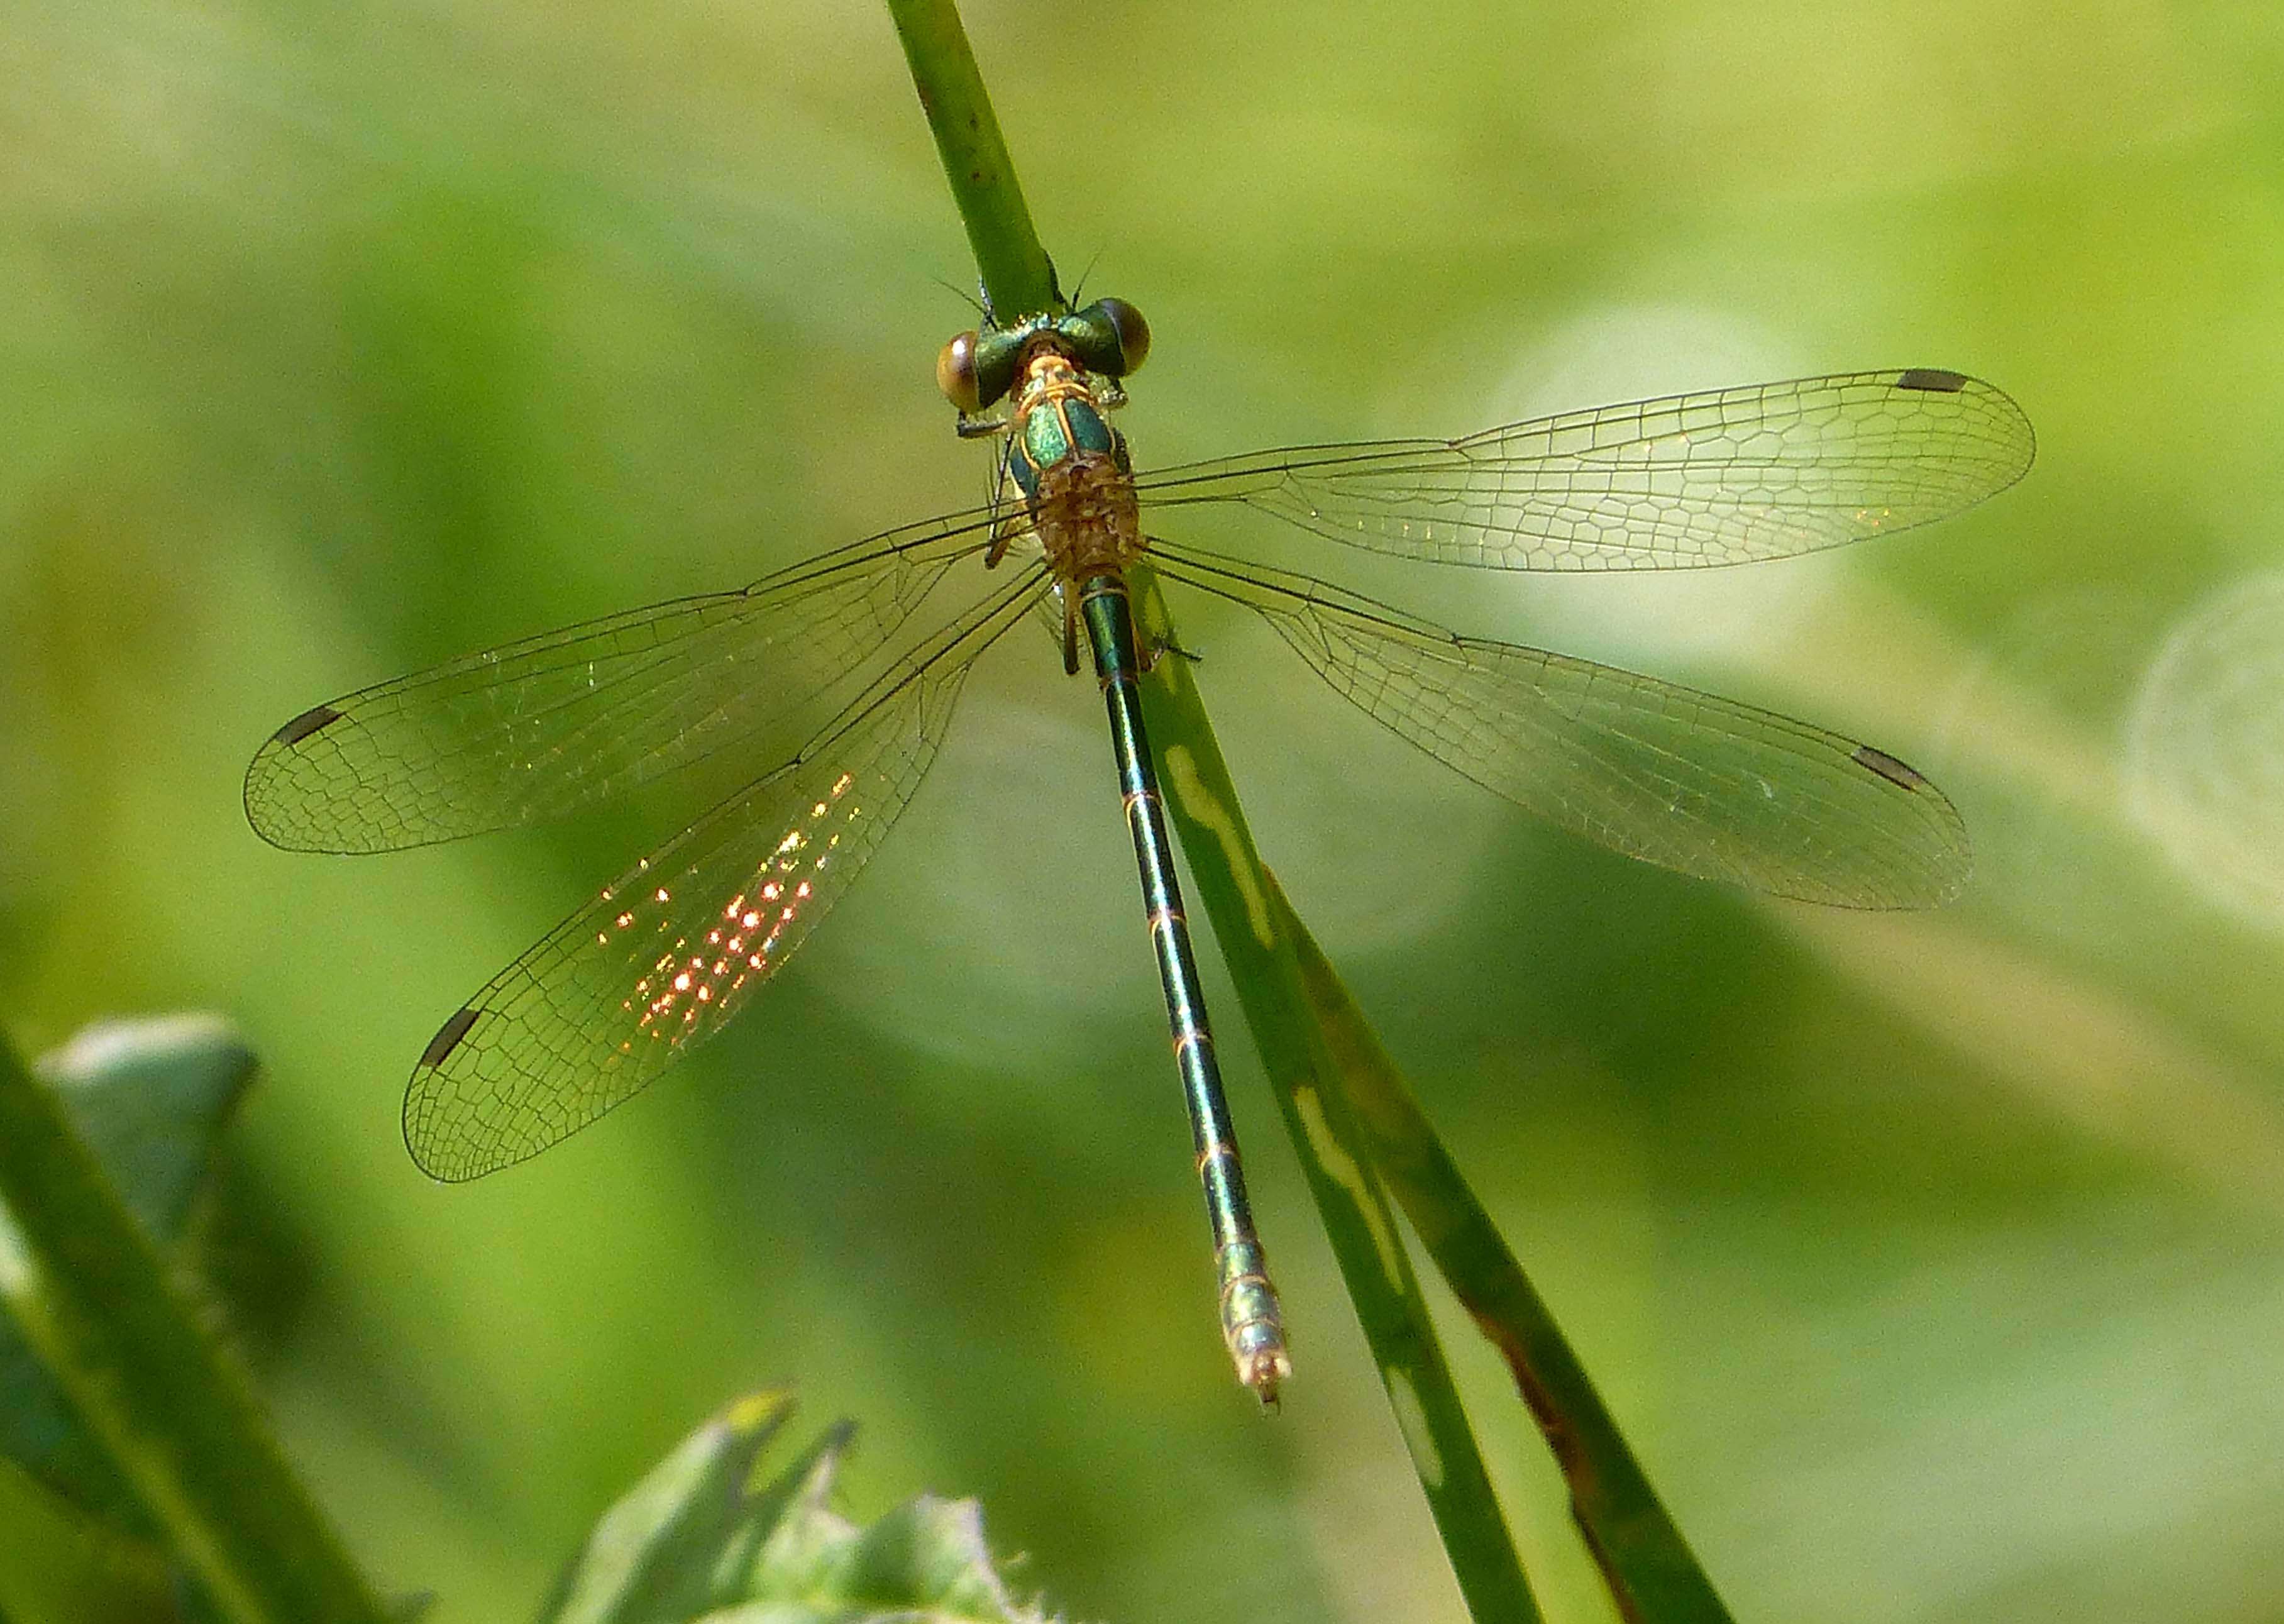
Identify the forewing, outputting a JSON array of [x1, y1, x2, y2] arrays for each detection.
[[244, 511, 996, 852], [1159, 548, 1967, 907], [400, 567, 1044, 1180], [1136, 370, 2032, 571]]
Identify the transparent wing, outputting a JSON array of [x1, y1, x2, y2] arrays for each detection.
[[1157, 545, 1968, 907], [400, 566, 1046, 1180], [244, 507, 1003, 853], [1135, 369, 2032, 571]]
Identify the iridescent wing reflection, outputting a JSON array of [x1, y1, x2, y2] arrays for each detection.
[[1157, 544, 1967, 907], [400, 567, 1045, 1180], [244, 509, 1000, 853], [1136, 369, 2032, 572]]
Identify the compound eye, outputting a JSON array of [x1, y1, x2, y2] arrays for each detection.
[[1095, 297, 1149, 374], [936, 331, 983, 414]]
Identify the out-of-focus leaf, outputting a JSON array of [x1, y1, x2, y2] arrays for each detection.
[[813, 1495, 1044, 1623], [0, 1450, 177, 1624], [0, 1018, 383, 1624], [33, 1017, 260, 1235], [536, 1391, 809, 1624], [538, 1393, 1059, 1624], [0, 1015, 257, 1533]]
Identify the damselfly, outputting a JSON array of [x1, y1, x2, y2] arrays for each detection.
[[246, 292, 2031, 1401]]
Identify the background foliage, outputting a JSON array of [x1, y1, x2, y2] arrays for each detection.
[[6, 0, 2283, 1619]]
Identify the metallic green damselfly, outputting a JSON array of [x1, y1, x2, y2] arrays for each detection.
[[246, 293, 2031, 1401]]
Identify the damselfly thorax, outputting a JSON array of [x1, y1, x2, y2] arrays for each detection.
[[995, 346, 1145, 587]]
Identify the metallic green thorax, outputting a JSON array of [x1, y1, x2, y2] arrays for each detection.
[[1008, 390, 1128, 504], [1078, 576, 1291, 1401]]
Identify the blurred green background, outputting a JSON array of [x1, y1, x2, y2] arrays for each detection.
[[6, 0, 2284, 1618]]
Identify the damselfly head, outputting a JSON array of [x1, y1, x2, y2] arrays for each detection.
[[937, 297, 1150, 419]]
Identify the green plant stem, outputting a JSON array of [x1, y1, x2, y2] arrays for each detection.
[[886, 8, 1540, 1613], [884, 11, 1724, 1621], [883, 0, 1059, 321], [1129, 575, 1542, 1623], [0, 1033, 389, 1624], [1270, 882, 1736, 1624]]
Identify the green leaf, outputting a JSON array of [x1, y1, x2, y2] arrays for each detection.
[[0, 1016, 257, 1531], [539, 1393, 1058, 1624], [33, 1017, 260, 1237], [817, 1496, 1040, 1623], [0, 1021, 385, 1624], [536, 1391, 808, 1623]]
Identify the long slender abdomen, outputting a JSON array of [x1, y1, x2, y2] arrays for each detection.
[[1078, 573, 1290, 1403]]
